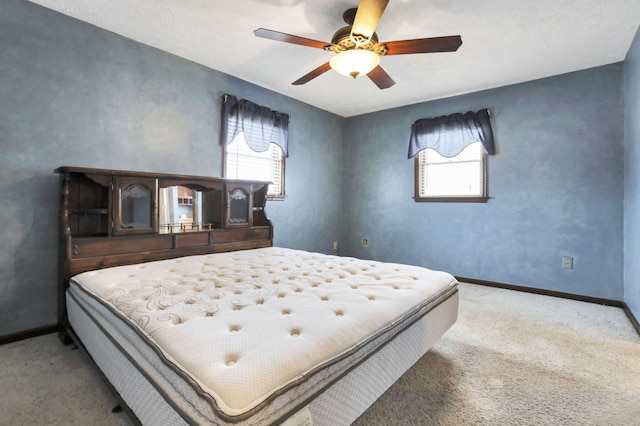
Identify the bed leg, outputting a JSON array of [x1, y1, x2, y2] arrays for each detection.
[[112, 405, 123, 413], [57, 330, 73, 345]]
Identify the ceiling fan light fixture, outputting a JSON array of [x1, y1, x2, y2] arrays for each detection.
[[329, 49, 380, 79]]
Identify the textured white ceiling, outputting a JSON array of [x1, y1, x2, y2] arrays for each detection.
[[27, 0, 640, 117]]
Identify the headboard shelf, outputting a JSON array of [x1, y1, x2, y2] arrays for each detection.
[[56, 166, 273, 329]]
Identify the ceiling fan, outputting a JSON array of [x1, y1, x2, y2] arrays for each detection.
[[254, 0, 462, 89]]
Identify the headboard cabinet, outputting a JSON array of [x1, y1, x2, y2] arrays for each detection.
[[55, 166, 273, 330]]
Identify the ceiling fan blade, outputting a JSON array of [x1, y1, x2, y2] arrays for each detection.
[[292, 62, 332, 85], [367, 65, 395, 89], [254, 28, 329, 49], [351, 0, 389, 40], [380, 35, 462, 55]]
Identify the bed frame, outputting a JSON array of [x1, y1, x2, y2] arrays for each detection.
[[56, 167, 274, 420], [56, 167, 458, 425]]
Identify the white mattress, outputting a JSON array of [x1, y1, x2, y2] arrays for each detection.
[[68, 247, 458, 424]]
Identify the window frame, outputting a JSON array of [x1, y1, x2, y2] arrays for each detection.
[[223, 135, 287, 201], [413, 145, 489, 203]]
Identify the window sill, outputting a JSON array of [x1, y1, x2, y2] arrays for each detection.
[[267, 195, 286, 201], [413, 196, 489, 203]]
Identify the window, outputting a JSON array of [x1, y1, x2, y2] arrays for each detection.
[[224, 132, 285, 199], [408, 109, 494, 203], [414, 141, 487, 202], [221, 94, 289, 200]]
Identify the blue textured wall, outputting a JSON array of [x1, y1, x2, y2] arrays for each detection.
[[342, 65, 625, 300], [624, 26, 640, 321], [0, 0, 344, 336]]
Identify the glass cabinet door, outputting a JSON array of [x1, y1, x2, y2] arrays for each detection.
[[114, 176, 158, 235], [225, 184, 252, 228]]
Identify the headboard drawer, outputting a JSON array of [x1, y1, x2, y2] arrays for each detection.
[[71, 235, 174, 258], [175, 232, 209, 248]]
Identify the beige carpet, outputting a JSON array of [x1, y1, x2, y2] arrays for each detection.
[[1, 283, 638, 425], [355, 283, 640, 425], [0, 331, 131, 425]]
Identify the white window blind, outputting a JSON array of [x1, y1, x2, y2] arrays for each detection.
[[226, 132, 284, 197], [418, 142, 484, 197]]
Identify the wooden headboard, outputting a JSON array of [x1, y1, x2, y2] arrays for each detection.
[[56, 166, 273, 331]]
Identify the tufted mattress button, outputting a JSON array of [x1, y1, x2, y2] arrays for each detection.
[[225, 356, 238, 367]]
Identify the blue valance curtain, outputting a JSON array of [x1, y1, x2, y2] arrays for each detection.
[[408, 109, 495, 158], [221, 94, 290, 157]]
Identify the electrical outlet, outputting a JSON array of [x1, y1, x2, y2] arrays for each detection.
[[363, 238, 368, 247], [562, 256, 573, 270], [333, 241, 338, 250]]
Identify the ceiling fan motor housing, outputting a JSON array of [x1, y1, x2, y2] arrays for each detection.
[[329, 25, 379, 52]]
